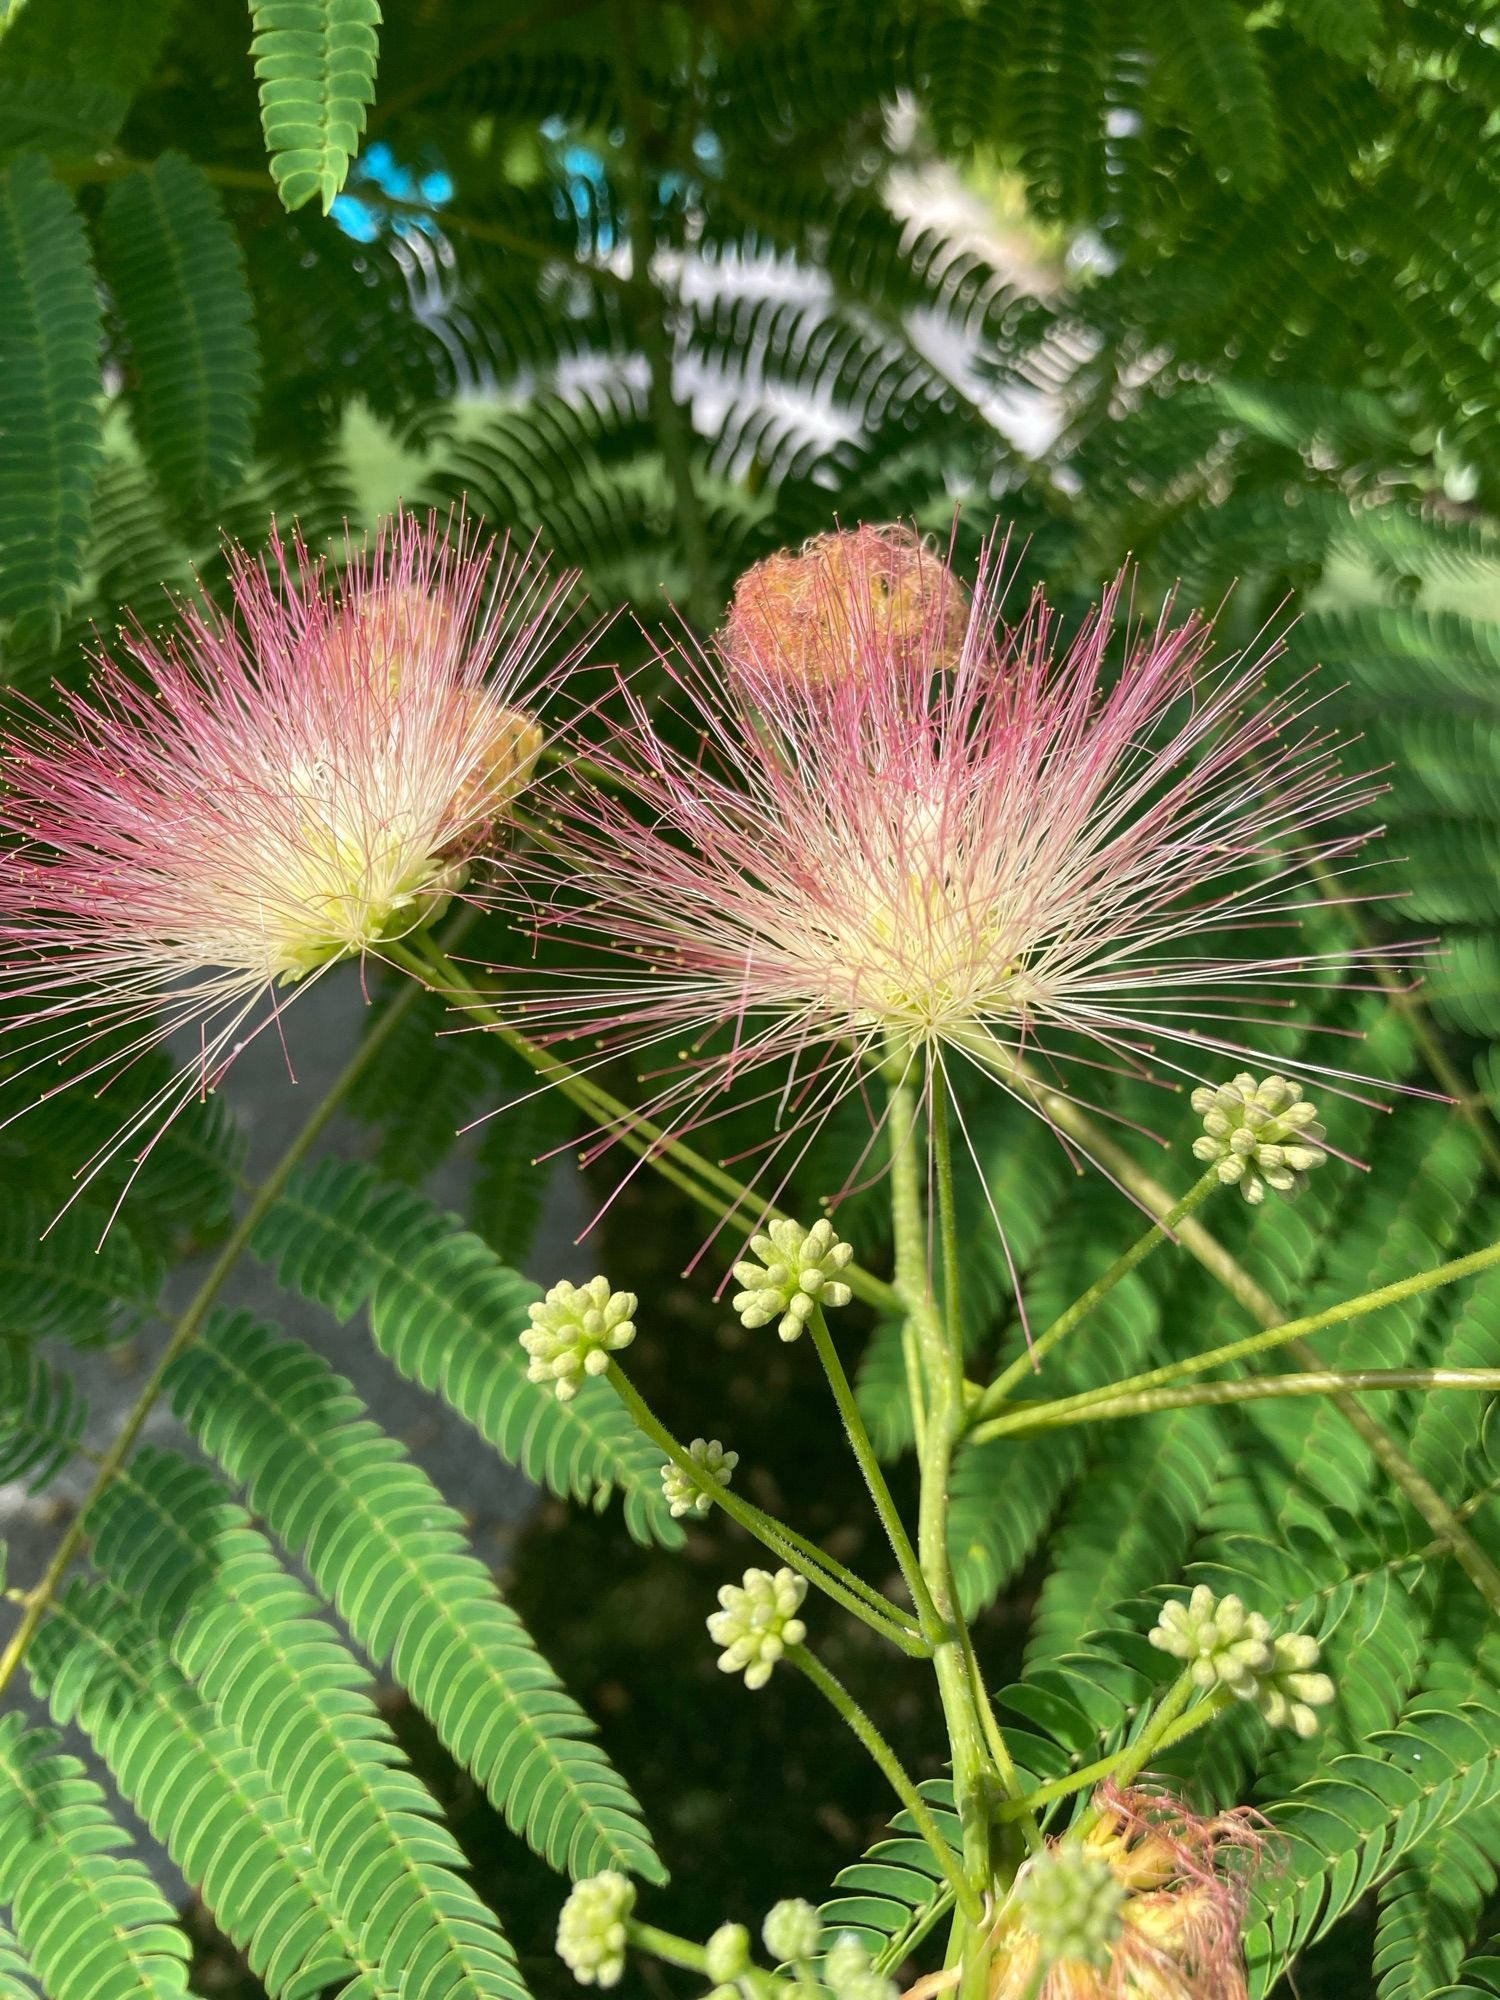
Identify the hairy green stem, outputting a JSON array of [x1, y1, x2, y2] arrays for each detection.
[[1004, 1060, 1500, 1612], [972, 1168, 1222, 1422], [604, 1361, 928, 1655], [806, 1304, 936, 1631], [0, 965, 427, 1699], [626, 1922, 710, 1975], [984, 1366, 1500, 1435], [971, 1236, 1500, 1447], [388, 936, 901, 1314], [790, 1645, 981, 1920]]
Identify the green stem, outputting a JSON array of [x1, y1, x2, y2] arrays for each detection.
[[1003, 1057, 1500, 1614], [885, 1066, 996, 1892], [626, 1923, 709, 1976], [604, 1361, 928, 1656], [387, 936, 901, 1315], [930, 1070, 965, 1359], [983, 1367, 1500, 1435], [972, 1168, 1221, 1423], [971, 1237, 1500, 1447], [997, 1688, 1235, 1823], [790, 1646, 981, 1921], [806, 1303, 935, 1631], [0, 965, 425, 1699]]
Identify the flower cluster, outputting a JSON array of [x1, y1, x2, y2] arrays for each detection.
[[521, 1277, 637, 1401], [0, 508, 565, 1207], [491, 525, 1403, 1246], [990, 1784, 1263, 2000], [557, 1871, 635, 1988], [660, 1437, 738, 1518], [732, 1217, 854, 1342], [1191, 1074, 1328, 1204], [707, 1566, 808, 1688], [1151, 1589, 1335, 1737]]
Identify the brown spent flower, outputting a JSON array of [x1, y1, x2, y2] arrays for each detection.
[[719, 523, 968, 688], [988, 1783, 1265, 2000]]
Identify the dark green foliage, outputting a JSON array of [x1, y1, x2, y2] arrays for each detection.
[[0, 1713, 191, 2000], [98, 155, 260, 515], [165, 1315, 666, 1885], [0, 2, 1497, 1993], [252, 1157, 679, 1546], [0, 158, 102, 637]]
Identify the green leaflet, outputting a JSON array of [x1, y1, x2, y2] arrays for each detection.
[[252, 1156, 681, 1547], [98, 154, 260, 515], [29, 1578, 363, 2000], [248, 0, 382, 213], [0, 157, 103, 640], [0, 1711, 191, 2000], [818, 1780, 961, 1973], [0, 1339, 84, 1490], [163, 1320, 666, 1883]]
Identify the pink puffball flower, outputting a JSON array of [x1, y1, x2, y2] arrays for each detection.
[[494, 525, 1410, 1239], [0, 508, 567, 1212]]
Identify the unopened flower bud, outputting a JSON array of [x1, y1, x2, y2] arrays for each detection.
[[822, 1933, 897, 2000], [661, 1438, 739, 1519], [1191, 1073, 1327, 1204], [721, 525, 967, 690], [707, 1567, 807, 1689], [1254, 1632, 1336, 1737], [732, 1217, 854, 1342], [1149, 1585, 1275, 1695], [522, 1277, 637, 1401], [762, 1898, 822, 1963], [705, 1922, 752, 1983], [557, 1871, 635, 1987], [1015, 1848, 1125, 1971]]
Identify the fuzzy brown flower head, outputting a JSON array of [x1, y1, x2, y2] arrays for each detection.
[[720, 524, 967, 688], [990, 1784, 1264, 2000]]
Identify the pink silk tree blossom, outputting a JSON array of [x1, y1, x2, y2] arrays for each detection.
[[0, 508, 568, 1213], [488, 526, 1416, 1239]]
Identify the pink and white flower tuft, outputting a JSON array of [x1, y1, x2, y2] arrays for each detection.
[[496, 526, 1413, 1230], [0, 508, 569, 1207]]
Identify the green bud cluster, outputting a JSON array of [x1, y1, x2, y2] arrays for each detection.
[[1014, 1848, 1125, 1971], [1151, 1586, 1335, 1736], [823, 1933, 898, 2000], [707, 1566, 808, 1689], [557, 1871, 635, 1988], [661, 1437, 739, 1519], [732, 1217, 854, 1341], [522, 1276, 637, 1401], [762, 1898, 822, 1964], [1191, 1073, 1327, 1204]]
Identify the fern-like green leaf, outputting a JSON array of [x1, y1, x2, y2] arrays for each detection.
[[0, 1340, 83, 1489], [0, 1918, 37, 2000], [252, 1158, 680, 1547], [0, 1194, 158, 1346], [0, 155, 102, 639], [249, 0, 382, 213], [1142, 0, 1283, 196], [164, 1316, 667, 1883], [819, 1781, 960, 1974], [98, 153, 260, 513], [0, 1712, 190, 2000], [29, 1578, 362, 2000]]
